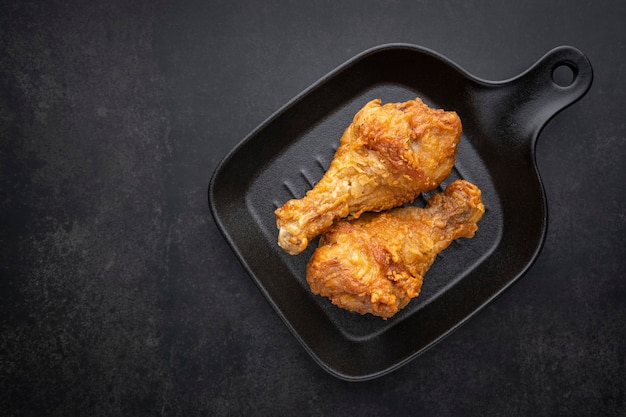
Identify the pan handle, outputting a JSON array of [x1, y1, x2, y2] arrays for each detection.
[[482, 46, 593, 147]]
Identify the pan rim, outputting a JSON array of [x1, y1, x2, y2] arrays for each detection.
[[208, 43, 592, 381]]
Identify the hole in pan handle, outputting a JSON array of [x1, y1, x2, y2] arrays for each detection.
[[483, 46, 593, 145]]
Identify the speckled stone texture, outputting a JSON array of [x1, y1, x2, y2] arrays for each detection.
[[1, 1, 625, 416]]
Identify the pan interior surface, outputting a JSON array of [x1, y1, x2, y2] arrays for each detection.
[[246, 82, 503, 340]]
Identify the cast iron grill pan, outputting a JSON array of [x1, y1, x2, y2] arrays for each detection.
[[208, 44, 593, 380]]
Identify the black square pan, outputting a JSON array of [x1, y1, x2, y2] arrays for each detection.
[[208, 44, 592, 380]]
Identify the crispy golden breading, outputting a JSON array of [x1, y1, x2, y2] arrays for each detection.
[[275, 97, 462, 255], [305, 180, 485, 319]]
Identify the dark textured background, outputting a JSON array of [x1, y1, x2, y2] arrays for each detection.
[[1, 0, 624, 416]]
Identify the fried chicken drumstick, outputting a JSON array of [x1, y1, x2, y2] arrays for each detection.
[[306, 180, 485, 319], [275, 98, 462, 255]]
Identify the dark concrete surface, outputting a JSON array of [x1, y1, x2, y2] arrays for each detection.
[[1, 1, 624, 416]]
